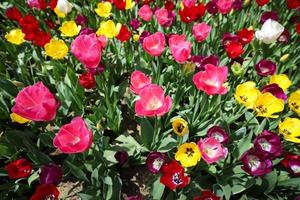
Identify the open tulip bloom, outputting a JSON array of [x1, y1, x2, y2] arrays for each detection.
[[2, 0, 300, 199]]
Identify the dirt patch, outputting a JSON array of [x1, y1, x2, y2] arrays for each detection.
[[58, 181, 83, 200]]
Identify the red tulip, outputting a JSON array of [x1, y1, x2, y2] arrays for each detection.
[[237, 28, 254, 45], [5, 158, 32, 179], [79, 72, 96, 89], [225, 41, 244, 59], [19, 14, 40, 32], [53, 117, 93, 154], [287, 0, 300, 9], [116, 25, 131, 42], [32, 30, 51, 47], [31, 184, 59, 200], [5, 6, 22, 22], [193, 191, 221, 200], [12, 82, 60, 122], [113, 0, 126, 10], [256, 0, 269, 6], [296, 23, 300, 35], [179, 3, 205, 24]]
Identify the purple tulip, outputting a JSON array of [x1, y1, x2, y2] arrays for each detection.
[[233, 0, 243, 10], [114, 151, 129, 166], [146, 152, 165, 174], [222, 33, 240, 46], [75, 14, 87, 26], [255, 59, 276, 77], [254, 130, 283, 158], [241, 148, 273, 176], [191, 55, 220, 71], [207, 126, 229, 144], [277, 30, 290, 44], [39, 164, 63, 185], [80, 28, 95, 35], [206, 0, 218, 15], [87, 62, 104, 75], [130, 19, 141, 30], [261, 84, 287, 101], [260, 11, 279, 24], [139, 31, 151, 44]]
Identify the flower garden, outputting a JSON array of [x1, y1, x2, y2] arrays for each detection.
[[1, 0, 300, 199]]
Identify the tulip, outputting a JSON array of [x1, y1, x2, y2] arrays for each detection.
[[75, 14, 87, 26], [255, 59, 276, 77], [183, 0, 196, 8], [172, 118, 189, 136], [261, 84, 287, 101], [225, 41, 244, 59], [5, 29, 25, 45], [138, 5, 153, 21], [256, 0, 269, 6], [288, 89, 300, 116], [237, 28, 254, 44], [142, 32, 166, 56], [44, 39, 69, 59], [207, 126, 229, 144], [235, 81, 261, 109], [130, 70, 152, 94], [55, 0, 73, 18], [79, 72, 96, 89], [5, 158, 33, 179], [279, 118, 300, 143], [192, 23, 212, 42], [134, 84, 172, 117], [168, 34, 192, 63], [59, 21, 81, 37], [281, 153, 300, 177], [197, 137, 228, 164], [95, 2, 112, 18], [5, 6, 22, 22], [12, 82, 60, 121], [130, 19, 140, 30], [193, 191, 221, 200], [260, 11, 279, 24], [146, 152, 166, 174], [206, 0, 218, 15], [39, 164, 63, 185], [175, 142, 201, 167], [53, 117, 93, 154], [71, 33, 102, 69], [221, 33, 240, 46], [254, 92, 284, 118], [216, 0, 234, 14], [269, 74, 292, 91], [10, 113, 31, 124], [193, 64, 228, 95], [241, 148, 272, 176], [254, 130, 283, 158], [96, 20, 121, 39], [160, 161, 190, 190], [154, 8, 175, 27], [191, 55, 220, 71], [114, 151, 129, 166], [31, 184, 59, 200], [255, 19, 284, 44]]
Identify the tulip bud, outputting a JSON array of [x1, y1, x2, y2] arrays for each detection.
[[182, 62, 196, 75], [280, 54, 289, 62], [133, 34, 140, 42], [231, 61, 243, 76]]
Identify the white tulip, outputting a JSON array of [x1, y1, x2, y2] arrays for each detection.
[[255, 19, 284, 44], [56, 0, 73, 15]]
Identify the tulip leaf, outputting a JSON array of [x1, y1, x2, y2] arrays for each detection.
[[140, 118, 154, 150], [152, 177, 165, 200]]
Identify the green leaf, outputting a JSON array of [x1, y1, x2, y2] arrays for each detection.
[[140, 118, 154, 149], [28, 170, 39, 186], [219, 184, 231, 200], [277, 177, 300, 188], [152, 177, 165, 200], [64, 160, 89, 182], [263, 170, 278, 194], [0, 77, 18, 97], [157, 137, 177, 152]]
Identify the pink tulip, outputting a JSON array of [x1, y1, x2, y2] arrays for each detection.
[[216, 0, 234, 14], [168, 34, 192, 64], [183, 0, 196, 8], [98, 35, 107, 49], [154, 8, 174, 27], [53, 117, 93, 154], [193, 64, 228, 95], [192, 22, 212, 42], [71, 33, 102, 69], [138, 5, 153, 22], [197, 137, 228, 164], [27, 0, 43, 10], [130, 70, 152, 94], [135, 84, 172, 117], [142, 32, 166, 56], [12, 82, 60, 122]]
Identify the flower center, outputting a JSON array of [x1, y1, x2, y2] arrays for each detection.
[[177, 124, 185, 133], [153, 158, 164, 171], [146, 97, 163, 110], [185, 148, 195, 157], [257, 105, 268, 114], [45, 194, 55, 200], [204, 146, 218, 158], [240, 95, 248, 102], [259, 139, 272, 152], [248, 155, 260, 171], [172, 173, 183, 185], [291, 102, 300, 110], [291, 164, 300, 174]]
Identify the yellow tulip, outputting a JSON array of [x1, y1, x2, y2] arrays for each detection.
[[96, 20, 121, 38], [175, 142, 201, 167], [288, 90, 300, 116], [59, 21, 81, 37], [125, 0, 135, 9], [235, 81, 261, 109], [95, 2, 112, 18], [54, 8, 66, 18], [254, 92, 284, 118], [133, 34, 140, 42], [269, 74, 292, 91], [44, 39, 68, 59], [10, 113, 31, 124], [5, 29, 25, 45], [279, 117, 300, 143], [172, 118, 189, 136]]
